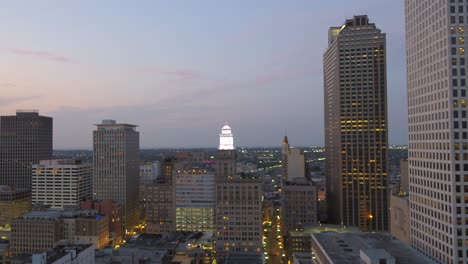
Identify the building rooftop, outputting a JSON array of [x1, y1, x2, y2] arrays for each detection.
[[225, 252, 264, 264], [312, 232, 436, 264]]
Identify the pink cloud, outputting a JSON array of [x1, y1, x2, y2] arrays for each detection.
[[9, 48, 72, 63]]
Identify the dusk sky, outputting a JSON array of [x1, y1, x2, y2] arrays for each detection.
[[0, 1, 407, 149]]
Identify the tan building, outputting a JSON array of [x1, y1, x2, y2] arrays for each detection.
[[281, 179, 317, 235], [80, 199, 122, 245], [324, 15, 388, 231], [389, 194, 409, 245], [93, 120, 140, 238], [0, 186, 31, 228], [10, 210, 64, 256], [145, 157, 176, 234], [74, 215, 109, 249], [215, 124, 262, 261]]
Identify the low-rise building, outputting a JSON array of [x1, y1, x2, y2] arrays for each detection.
[[0, 186, 31, 228], [11, 244, 95, 264], [311, 232, 436, 264], [80, 199, 122, 244]]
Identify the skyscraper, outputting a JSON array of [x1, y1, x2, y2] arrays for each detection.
[[215, 123, 262, 261], [93, 120, 139, 238], [0, 110, 53, 189], [405, 1, 467, 263], [324, 15, 388, 231]]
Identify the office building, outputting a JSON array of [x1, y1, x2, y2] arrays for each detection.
[[145, 157, 176, 234], [175, 169, 215, 232], [281, 179, 317, 235], [405, 1, 468, 262], [0, 110, 52, 189], [11, 244, 95, 264], [0, 186, 30, 228], [281, 136, 306, 182], [93, 120, 139, 238], [324, 15, 388, 231], [32, 159, 92, 209], [215, 124, 263, 261], [140, 161, 159, 185]]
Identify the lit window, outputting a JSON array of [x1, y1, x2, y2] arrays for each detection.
[[454, 100, 459, 107], [461, 48, 465, 55], [452, 27, 457, 34], [460, 37, 465, 44], [462, 100, 467, 107], [460, 26, 465, 34]]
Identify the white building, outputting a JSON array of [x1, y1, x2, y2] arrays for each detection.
[[32, 159, 92, 209], [219, 123, 234, 150], [175, 169, 215, 232], [405, 1, 467, 263], [139, 161, 160, 184]]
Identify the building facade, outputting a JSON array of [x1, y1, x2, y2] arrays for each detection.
[[0, 110, 53, 189], [93, 120, 139, 238], [324, 15, 388, 231], [0, 186, 31, 228], [32, 159, 92, 209], [80, 199, 122, 245], [405, 1, 468, 263], [145, 157, 176, 234], [175, 169, 215, 232], [214, 124, 263, 260], [281, 180, 317, 235]]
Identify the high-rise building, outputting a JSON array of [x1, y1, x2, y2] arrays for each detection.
[[93, 120, 139, 238], [214, 124, 263, 261], [216, 123, 236, 180], [405, 1, 468, 263], [324, 15, 388, 231], [144, 157, 176, 234], [0, 110, 53, 189], [32, 159, 92, 209], [175, 169, 215, 232]]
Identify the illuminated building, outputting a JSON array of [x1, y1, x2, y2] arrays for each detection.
[[215, 123, 263, 261], [0, 110, 53, 189], [0, 186, 31, 228], [324, 15, 388, 231], [32, 159, 92, 209], [144, 157, 176, 234], [80, 199, 122, 245], [175, 169, 215, 232], [93, 120, 139, 238], [405, 1, 468, 262]]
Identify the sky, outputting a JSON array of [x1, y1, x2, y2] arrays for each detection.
[[0, 1, 407, 149]]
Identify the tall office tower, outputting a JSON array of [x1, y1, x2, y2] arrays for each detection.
[[405, 1, 468, 263], [144, 157, 176, 234], [0, 110, 52, 189], [175, 169, 215, 232], [324, 15, 388, 231], [215, 124, 263, 261], [216, 123, 236, 180], [281, 136, 289, 181], [32, 159, 92, 209], [93, 120, 139, 238]]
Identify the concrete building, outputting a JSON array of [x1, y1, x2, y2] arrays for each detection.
[[0, 110, 53, 189], [399, 159, 408, 194], [11, 244, 95, 264], [175, 169, 215, 232], [93, 120, 140, 238], [32, 159, 92, 209], [281, 136, 305, 182], [139, 161, 159, 185], [389, 194, 409, 245], [311, 232, 436, 264], [281, 179, 317, 235], [324, 15, 388, 231], [145, 157, 176, 234], [404, 1, 468, 262], [0, 186, 31, 228], [80, 199, 122, 245], [215, 124, 263, 261], [10, 207, 108, 256], [10, 210, 64, 255]]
